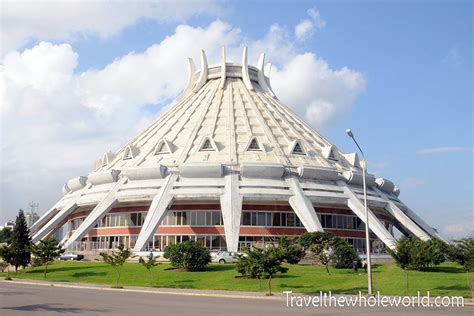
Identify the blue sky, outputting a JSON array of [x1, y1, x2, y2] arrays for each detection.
[[1, 0, 472, 238]]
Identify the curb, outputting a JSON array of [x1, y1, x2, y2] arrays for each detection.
[[2, 279, 473, 306], [0, 279, 283, 301]]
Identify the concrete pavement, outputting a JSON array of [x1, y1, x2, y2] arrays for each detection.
[[0, 281, 472, 316]]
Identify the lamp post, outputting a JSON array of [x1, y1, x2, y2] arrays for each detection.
[[346, 129, 373, 295]]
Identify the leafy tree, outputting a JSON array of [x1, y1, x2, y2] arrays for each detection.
[[0, 227, 12, 243], [9, 210, 32, 272], [299, 232, 360, 272], [100, 244, 133, 288], [164, 241, 211, 271], [141, 254, 159, 286], [236, 246, 288, 296], [448, 237, 474, 292], [388, 236, 412, 290], [30, 237, 65, 278], [389, 236, 449, 272], [331, 237, 360, 269], [273, 236, 305, 264], [310, 237, 333, 275], [0, 245, 14, 279]]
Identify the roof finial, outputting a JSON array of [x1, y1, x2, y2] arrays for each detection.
[[220, 46, 226, 89], [193, 49, 208, 93], [257, 53, 275, 97], [241, 46, 253, 90]]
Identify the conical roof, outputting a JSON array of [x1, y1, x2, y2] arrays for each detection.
[[31, 47, 446, 254], [95, 47, 360, 173]]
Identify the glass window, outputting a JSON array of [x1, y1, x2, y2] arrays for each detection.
[[211, 212, 220, 225], [242, 212, 251, 225], [211, 236, 219, 249], [182, 212, 189, 225], [196, 236, 205, 246], [272, 213, 281, 226], [251, 212, 257, 226], [287, 213, 295, 227], [266, 213, 272, 226], [257, 212, 266, 226], [168, 212, 176, 226], [196, 212, 205, 225], [281, 213, 287, 226], [205, 212, 212, 226], [325, 215, 333, 228]]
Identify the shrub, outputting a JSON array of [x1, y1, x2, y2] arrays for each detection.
[[331, 237, 360, 269], [164, 241, 211, 271], [389, 236, 449, 271], [274, 236, 305, 264]]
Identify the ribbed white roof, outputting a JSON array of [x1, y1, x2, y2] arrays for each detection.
[[96, 47, 361, 173]]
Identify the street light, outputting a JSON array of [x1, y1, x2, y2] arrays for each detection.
[[346, 129, 373, 295]]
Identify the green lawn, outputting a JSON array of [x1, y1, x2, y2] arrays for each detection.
[[2, 262, 472, 298]]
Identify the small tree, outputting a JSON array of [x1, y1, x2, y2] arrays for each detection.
[[164, 241, 211, 271], [10, 210, 32, 272], [141, 254, 159, 286], [448, 237, 474, 292], [236, 246, 288, 296], [388, 236, 412, 291], [311, 239, 333, 275], [331, 237, 360, 269], [100, 244, 133, 288], [30, 237, 65, 278], [0, 245, 14, 280]]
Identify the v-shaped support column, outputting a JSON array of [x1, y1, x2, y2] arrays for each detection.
[[286, 177, 324, 232], [133, 174, 177, 252], [32, 201, 79, 243], [32, 184, 92, 242], [220, 173, 242, 252], [30, 198, 65, 235], [63, 177, 127, 249], [399, 203, 448, 243], [373, 187, 431, 241], [338, 181, 397, 250]]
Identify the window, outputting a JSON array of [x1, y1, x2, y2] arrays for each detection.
[[246, 137, 261, 151], [199, 136, 217, 152], [201, 139, 212, 150], [289, 140, 306, 155], [154, 140, 171, 154]]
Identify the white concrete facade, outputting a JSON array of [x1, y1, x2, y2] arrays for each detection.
[[31, 47, 444, 252]]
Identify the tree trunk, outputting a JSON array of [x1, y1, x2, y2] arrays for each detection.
[[116, 266, 122, 287], [325, 263, 330, 275], [466, 271, 472, 292], [405, 270, 409, 292], [267, 274, 272, 296], [44, 263, 48, 278]]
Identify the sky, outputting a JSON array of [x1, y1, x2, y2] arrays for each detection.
[[0, 0, 472, 239]]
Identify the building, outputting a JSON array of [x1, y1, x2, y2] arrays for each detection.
[[30, 48, 445, 254], [25, 211, 40, 228]]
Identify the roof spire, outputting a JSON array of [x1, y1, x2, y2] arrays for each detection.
[[220, 46, 226, 89], [241, 46, 253, 90], [193, 49, 208, 93]]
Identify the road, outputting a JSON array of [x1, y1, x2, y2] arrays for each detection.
[[0, 281, 472, 316]]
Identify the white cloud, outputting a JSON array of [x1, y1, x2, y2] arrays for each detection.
[[416, 146, 474, 155], [294, 7, 326, 41], [271, 54, 366, 128], [1, 19, 365, 221], [443, 45, 464, 70], [442, 222, 473, 240], [0, 0, 224, 55]]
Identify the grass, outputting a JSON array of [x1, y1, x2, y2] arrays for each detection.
[[1, 262, 472, 298]]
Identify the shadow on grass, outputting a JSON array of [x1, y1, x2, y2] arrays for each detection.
[[25, 265, 100, 274], [434, 285, 470, 291], [424, 266, 464, 273], [72, 271, 107, 278]]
